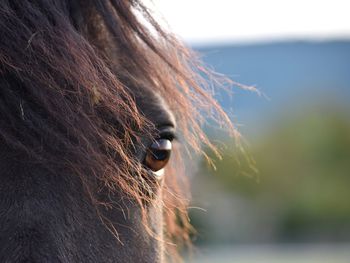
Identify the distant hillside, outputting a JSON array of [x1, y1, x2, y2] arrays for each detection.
[[194, 41, 350, 135]]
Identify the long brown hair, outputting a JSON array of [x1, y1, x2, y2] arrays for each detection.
[[0, 0, 235, 258]]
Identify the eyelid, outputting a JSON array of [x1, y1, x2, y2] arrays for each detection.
[[157, 127, 177, 141]]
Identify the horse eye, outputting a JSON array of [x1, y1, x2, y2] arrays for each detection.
[[144, 139, 172, 178]]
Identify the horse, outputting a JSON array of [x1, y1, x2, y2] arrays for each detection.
[[0, 1, 233, 262]]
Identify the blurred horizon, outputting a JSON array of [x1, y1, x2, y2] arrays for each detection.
[[194, 39, 350, 138]]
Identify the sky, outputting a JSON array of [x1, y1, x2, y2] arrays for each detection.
[[146, 0, 350, 44]]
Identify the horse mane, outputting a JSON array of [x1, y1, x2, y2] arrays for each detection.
[[0, 0, 234, 259]]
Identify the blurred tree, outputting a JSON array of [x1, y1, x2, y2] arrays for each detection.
[[191, 106, 350, 244]]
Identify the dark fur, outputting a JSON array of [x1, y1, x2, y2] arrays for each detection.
[[0, 0, 233, 262]]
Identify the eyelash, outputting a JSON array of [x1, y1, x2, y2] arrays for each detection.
[[157, 128, 176, 141]]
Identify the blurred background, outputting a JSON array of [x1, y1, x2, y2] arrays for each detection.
[[149, 1, 350, 262]]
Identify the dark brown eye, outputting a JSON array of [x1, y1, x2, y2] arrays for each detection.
[[144, 139, 172, 178]]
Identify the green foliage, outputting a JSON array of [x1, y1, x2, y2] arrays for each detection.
[[192, 107, 350, 243]]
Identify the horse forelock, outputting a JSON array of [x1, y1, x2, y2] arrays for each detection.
[[0, 0, 234, 259]]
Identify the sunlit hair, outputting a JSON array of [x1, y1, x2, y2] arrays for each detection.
[[0, 0, 236, 260]]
